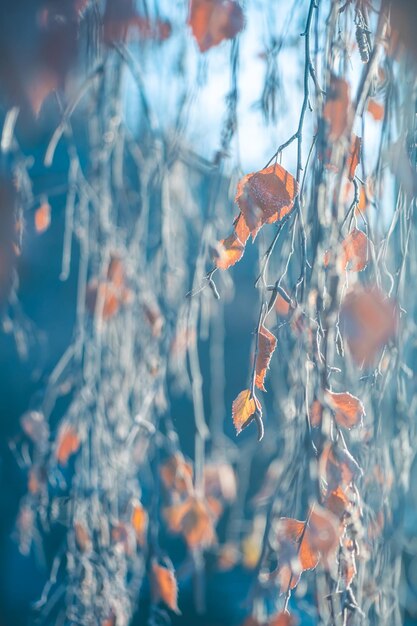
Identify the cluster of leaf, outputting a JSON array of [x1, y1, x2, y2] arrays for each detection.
[[7, 3, 246, 625], [193, 1, 416, 624]]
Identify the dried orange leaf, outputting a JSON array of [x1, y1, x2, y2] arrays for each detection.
[[181, 499, 217, 547], [268, 612, 297, 626], [310, 400, 323, 428], [188, 0, 244, 53], [275, 293, 291, 317], [215, 232, 245, 270], [357, 185, 368, 213], [308, 505, 341, 559], [164, 497, 217, 548], [276, 518, 320, 572], [28, 466, 47, 495], [233, 212, 250, 245], [111, 521, 135, 555], [131, 500, 148, 545], [160, 453, 193, 494], [27, 72, 58, 117], [319, 443, 362, 493], [86, 256, 132, 321], [341, 228, 369, 271], [367, 99, 384, 121], [74, 522, 92, 552], [326, 390, 365, 429], [343, 181, 369, 213], [241, 617, 263, 626], [232, 389, 261, 435], [347, 135, 361, 181], [273, 517, 320, 592], [340, 287, 398, 365], [55, 423, 80, 466], [324, 486, 352, 521], [323, 75, 350, 140], [275, 563, 301, 592], [35, 202, 51, 233], [164, 500, 194, 533], [236, 164, 298, 239], [255, 324, 277, 391], [151, 559, 180, 614], [217, 542, 240, 570], [86, 280, 120, 319]]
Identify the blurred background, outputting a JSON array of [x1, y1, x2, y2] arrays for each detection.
[[1, 1, 417, 626]]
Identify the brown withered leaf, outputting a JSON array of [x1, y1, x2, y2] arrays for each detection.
[[341, 228, 369, 272], [55, 423, 80, 466], [347, 135, 361, 181], [273, 508, 341, 592], [323, 75, 350, 140], [151, 559, 180, 614], [325, 390, 365, 429], [272, 517, 320, 592], [215, 232, 245, 270], [255, 324, 277, 391], [164, 496, 218, 548], [236, 164, 298, 239], [276, 518, 320, 571], [160, 453, 193, 494], [340, 287, 398, 366], [232, 389, 261, 435], [103, 0, 171, 44], [188, 0, 244, 53], [35, 202, 51, 233]]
